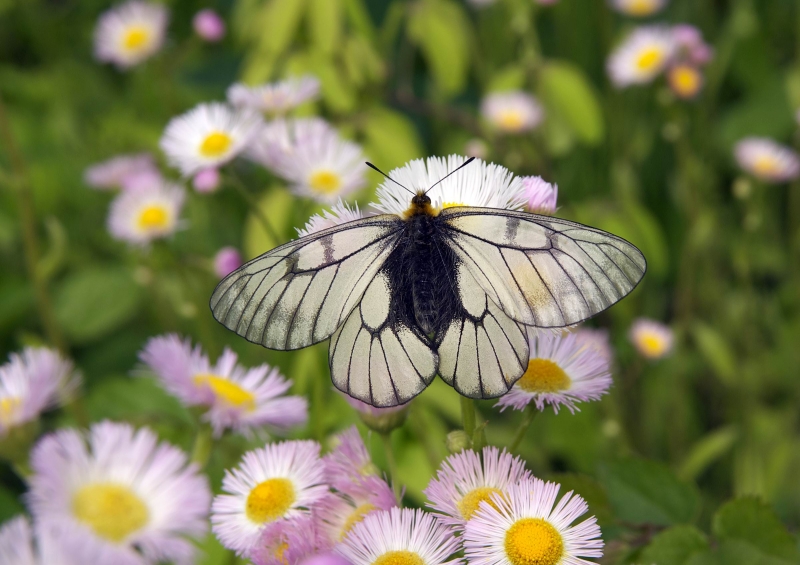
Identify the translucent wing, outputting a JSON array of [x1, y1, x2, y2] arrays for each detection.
[[441, 207, 646, 328], [328, 271, 438, 407], [436, 262, 529, 398], [210, 216, 403, 350]]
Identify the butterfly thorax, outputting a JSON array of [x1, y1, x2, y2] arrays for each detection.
[[403, 191, 439, 219]]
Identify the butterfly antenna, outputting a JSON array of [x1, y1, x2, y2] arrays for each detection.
[[424, 157, 476, 195], [365, 162, 415, 196]]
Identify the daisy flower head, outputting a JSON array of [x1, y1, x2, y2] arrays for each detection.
[[84, 153, 157, 190], [371, 155, 526, 216], [228, 75, 321, 115], [28, 421, 210, 565], [0, 347, 80, 437], [249, 118, 367, 203], [323, 426, 380, 491], [139, 334, 308, 437], [572, 327, 613, 364], [336, 508, 462, 565], [672, 24, 713, 66], [667, 64, 703, 100], [160, 102, 262, 176], [317, 475, 397, 545], [424, 445, 532, 530], [93, 1, 168, 69], [211, 440, 329, 555], [481, 91, 544, 134], [250, 515, 328, 565], [522, 176, 558, 214], [607, 26, 676, 88], [496, 331, 612, 414], [214, 246, 243, 278], [610, 0, 667, 18], [193, 9, 225, 42], [463, 477, 603, 565], [734, 138, 800, 183], [107, 180, 185, 245], [628, 318, 674, 359], [297, 200, 364, 238], [0, 515, 101, 565]]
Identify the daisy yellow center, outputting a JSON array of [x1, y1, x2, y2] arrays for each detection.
[[752, 155, 781, 176], [246, 478, 296, 524], [193, 373, 256, 410], [0, 397, 21, 425], [638, 334, 668, 357], [373, 550, 424, 565], [497, 110, 525, 131], [441, 201, 465, 210], [309, 170, 342, 194], [457, 487, 504, 520], [627, 0, 658, 16], [340, 503, 376, 539], [517, 359, 571, 393], [636, 47, 664, 72], [123, 26, 150, 51], [137, 205, 169, 231], [200, 132, 233, 157], [670, 65, 701, 97], [72, 483, 149, 543], [504, 518, 564, 565]]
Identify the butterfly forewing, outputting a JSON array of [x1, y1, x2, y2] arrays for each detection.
[[441, 207, 646, 328], [210, 216, 404, 350]]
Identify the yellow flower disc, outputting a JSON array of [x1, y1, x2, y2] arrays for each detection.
[[246, 478, 296, 524], [457, 486, 504, 520], [373, 550, 425, 565], [72, 483, 149, 542], [193, 373, 256, 410], [309, 170, 342, 194], [517, 359, 571, 394], [200, 132, 233, 157], [504, 518, 564, 565]]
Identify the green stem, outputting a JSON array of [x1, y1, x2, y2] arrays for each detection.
[[225, 174, 281, 244], [380, 431, 401, 501], [509, 407, 538, 452], [460, 395, 476, 441], [191, 424, 214, 469]]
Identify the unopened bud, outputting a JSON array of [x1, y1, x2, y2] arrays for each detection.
[[446, 430, 472, 453]]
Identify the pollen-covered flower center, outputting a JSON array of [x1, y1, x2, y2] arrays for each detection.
[[440, 201, 465, 210], [0, 396, 21, 425], [627, 0, 658, 15], [752, 155, 781, 176], [309, 170, 342, 194], [457, 486, 504, 520], [670, 65, 701, 97], [518, 359, 571, 393], [193, 373, 256, 410], [373, 550, 425, 565], [200, 131, 233, 157], [340, 503, 376, 539], [639, 334, 667, 357], [636, 47, 664, 71], [246, 478, 296, 523], [123, 26, 150, 50], [137, 205, 169, 230], [496, 110, 525, 131], [504, 518, 564, 565], [72, 483, 149, 542]]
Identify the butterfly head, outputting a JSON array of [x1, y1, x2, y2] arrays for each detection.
[[406, 191, 438, 218]]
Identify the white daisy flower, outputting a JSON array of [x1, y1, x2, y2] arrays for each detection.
[[371, 155, 526, 216], [610, 0, 668, 17], [250, 515, 329, 565], [83, 153, 157, 190], [463, 478, 603, 565], [139, 334, 308, 437], [628, 318, 674, 359], [607, 26, 676, 87], [0, 347, 80, 437], [481, 91, 544, 134], [106, 180, 185, 245], [336, 508, 462, 565], [227, 75, 321, 115], [93, 1, 168, 69], [424, 446, 532, 530], [248, 118, 367, 203], [28, 421, 211, 565], [211, 440, 329, 555], [734, 137, 800, 183], [160, 102, 261, 176], [297, 200, 365, 238], [496, 331, 612, 414]]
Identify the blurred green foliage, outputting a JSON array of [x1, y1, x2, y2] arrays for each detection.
[[1, 0, 800, 562]]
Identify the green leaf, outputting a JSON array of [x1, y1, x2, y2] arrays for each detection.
[[640, 525, 710, 565], [539, 61, 605, 145], [243, 188, 297, 260], [54, 265, 143, 344], [712, 497, 800, 563], [678, 426, 739, 481], [407, 0, 471, 97], [308, 0, 342, 56], [691, 323, 737, 386], [598, 458, 700, 526], [0, 486, 24, 522], [486, 65, 527, 92], [241, 0, 308, 82], [362, 107, 424, 172]]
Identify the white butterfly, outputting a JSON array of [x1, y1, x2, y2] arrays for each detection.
[[211, 157, 646, 407]]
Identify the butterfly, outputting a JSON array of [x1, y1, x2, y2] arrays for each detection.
[[210, 157, 646, 407]]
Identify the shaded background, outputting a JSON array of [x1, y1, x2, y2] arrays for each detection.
[[1, 0, 799, 563]]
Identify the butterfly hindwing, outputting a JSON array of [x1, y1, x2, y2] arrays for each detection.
[[210, 216, 403, 350], [328, 270, 438, 407], [441, 207, 646, 328]]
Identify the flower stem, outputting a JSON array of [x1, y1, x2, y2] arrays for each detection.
[[191, 423, 214, 469], [509, 407, 538, 452], [380, 431, 401, 501], [460, 395, 476, 447]]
